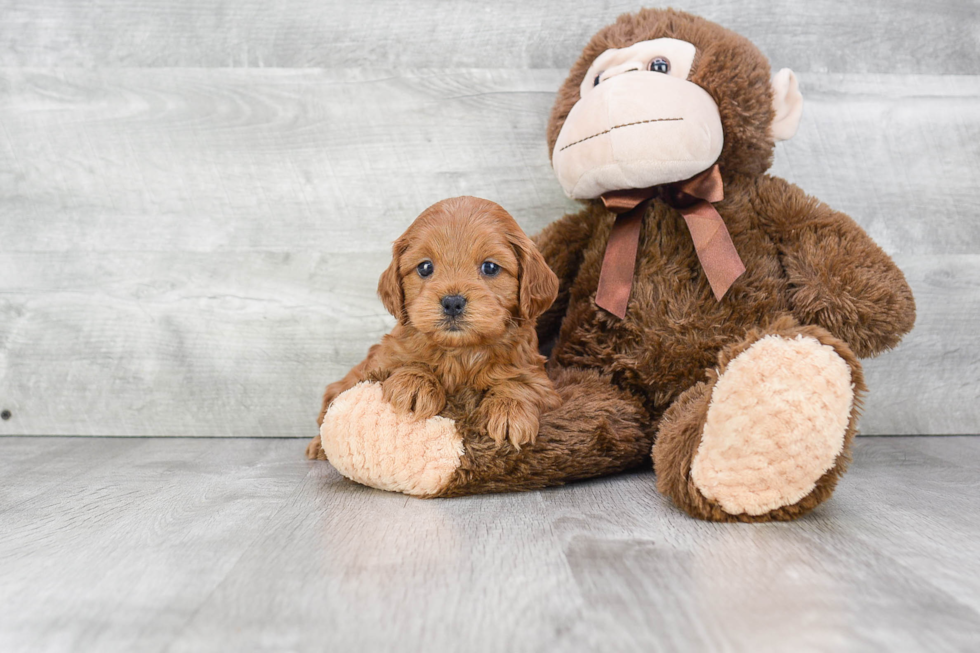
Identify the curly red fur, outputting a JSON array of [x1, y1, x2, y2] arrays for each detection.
[[307, 197, 560, 460]]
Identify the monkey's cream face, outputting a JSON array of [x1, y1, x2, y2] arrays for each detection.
[[552, 38, 725, 199]]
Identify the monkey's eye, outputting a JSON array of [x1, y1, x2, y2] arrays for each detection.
[[417, 261, 434, 278], [649, 57, 670, 74], [593, 72, 603, 87], [480, 261, 501, 277]]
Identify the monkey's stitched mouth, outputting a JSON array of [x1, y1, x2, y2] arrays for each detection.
[[558, 117, 684, 152]]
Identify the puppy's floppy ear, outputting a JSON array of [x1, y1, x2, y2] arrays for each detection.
[[509, 229, 559, 322], [377, 238, 407, 322]]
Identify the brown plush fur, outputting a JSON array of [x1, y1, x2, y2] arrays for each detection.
[[307, 196, 560, 460], [434, 366, 650, 496], [426, 9, 915, 518], [536, 173, 914, 417]]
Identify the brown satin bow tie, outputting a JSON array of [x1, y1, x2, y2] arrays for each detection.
[[594, 164, 746, 319]]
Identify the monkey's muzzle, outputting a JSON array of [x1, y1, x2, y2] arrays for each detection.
[[552, 73, 724, 200]]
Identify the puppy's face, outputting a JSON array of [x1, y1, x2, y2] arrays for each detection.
[[378, 197, 558, 348]]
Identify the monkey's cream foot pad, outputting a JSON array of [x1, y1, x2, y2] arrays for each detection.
[[319, 382, 464, 496], [690, 335, 855, 516]]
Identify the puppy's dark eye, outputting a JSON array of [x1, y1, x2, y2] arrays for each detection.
[[649, 57, 670, 74], [480, 261, 501, 277], [417, 261, 434, 278], [593, 72, 603, 87]]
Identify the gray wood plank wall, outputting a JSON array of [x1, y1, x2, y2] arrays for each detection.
[[1, 1, 978, 437]]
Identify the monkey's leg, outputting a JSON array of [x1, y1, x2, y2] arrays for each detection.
[[317, 368, 649, 497], [652, 317, 865, 522]]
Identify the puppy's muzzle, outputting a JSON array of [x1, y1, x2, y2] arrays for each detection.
[[441, 294, 466, 317]]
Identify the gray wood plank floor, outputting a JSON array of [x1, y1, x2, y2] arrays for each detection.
[[1, 436, 979, 652]]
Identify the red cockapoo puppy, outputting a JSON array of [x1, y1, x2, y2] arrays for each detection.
[[307, 196, 561, 460]]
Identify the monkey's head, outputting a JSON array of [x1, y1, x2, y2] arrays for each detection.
[[548, 9, 803, 199]]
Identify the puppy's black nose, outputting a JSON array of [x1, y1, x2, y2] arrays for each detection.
[[441, 294, 466, 317]]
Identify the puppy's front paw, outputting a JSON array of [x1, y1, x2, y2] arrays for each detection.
[[479, 397, 540, 449], [381, 369, 446, 420]]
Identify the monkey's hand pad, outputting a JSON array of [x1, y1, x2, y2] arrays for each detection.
[[320, 382, 464, 497], [319, 367, 650, 498]]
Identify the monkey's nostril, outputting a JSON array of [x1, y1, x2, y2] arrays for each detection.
[[441, 294, 466, 317]]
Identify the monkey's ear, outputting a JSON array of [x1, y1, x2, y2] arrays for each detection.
[[377, 241, 406, 322], [771, 68, 803, 142], [510, 231, 559, 322]]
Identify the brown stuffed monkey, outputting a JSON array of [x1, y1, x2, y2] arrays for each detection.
[[311, 8, 915, 522]]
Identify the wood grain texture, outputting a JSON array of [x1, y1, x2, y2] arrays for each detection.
[[1, 436, 978, 652], [0, 66, 976, 436], [2, 71, 976, 255], [0, 68, 571, 254], [0, 438, 312, 652], [2, 0, 978, 73], [862, 255, 980, 435]]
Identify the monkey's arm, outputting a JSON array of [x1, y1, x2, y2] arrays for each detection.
[[531, 206, 597, 347], [755, 175, 916, 358]]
